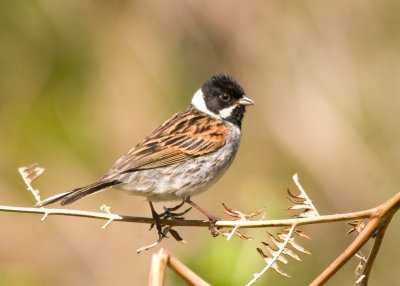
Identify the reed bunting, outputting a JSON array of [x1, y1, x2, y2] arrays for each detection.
[[37, 74, 254, 236]]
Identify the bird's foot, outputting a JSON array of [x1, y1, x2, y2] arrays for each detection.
[[148, 202, 167, 239], [206, 214, 221, 237], [184, 197, 221, 237], [159, 200, 192, 220]]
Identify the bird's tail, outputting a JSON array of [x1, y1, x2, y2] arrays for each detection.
[[35, 180, 119, 207]]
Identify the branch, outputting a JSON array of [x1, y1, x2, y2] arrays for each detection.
[[0, 205, 208, 227], [149, 248, 169, 286], [359, 216, 392, 286], [292, 173, 320, 216], [0, 191, 397, 229], [246, 225, 296, 285], [18, 164, 45, 204], [2, 191, 399, 285], [309, 191, 400, 286], [5, 163, 400, 285], [149, 248, 210, 286]]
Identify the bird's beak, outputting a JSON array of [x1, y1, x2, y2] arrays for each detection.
[[238, 95, 255, 106]]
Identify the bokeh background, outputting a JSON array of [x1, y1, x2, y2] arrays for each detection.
[[1, 1, 400, 285]]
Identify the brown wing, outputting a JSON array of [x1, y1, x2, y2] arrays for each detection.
[[103, 109, 227, 178]]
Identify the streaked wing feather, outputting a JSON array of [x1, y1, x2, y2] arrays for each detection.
[[104, 109, 227, 178], [124, 149, 189, 171]]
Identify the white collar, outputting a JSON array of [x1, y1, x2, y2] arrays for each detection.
[[191, 89, 219, 118]]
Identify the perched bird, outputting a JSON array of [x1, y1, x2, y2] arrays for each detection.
[[37, 74, 254, 236]]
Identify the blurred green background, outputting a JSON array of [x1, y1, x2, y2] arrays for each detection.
[[1, 1, 400, 285]]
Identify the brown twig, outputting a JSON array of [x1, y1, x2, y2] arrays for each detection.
[[149, 249, 169, 286], [5, 165, 400, 285], [359, 216, 392, 286], [18, 164, 45, 204], [0, 204, 375, 228], [149, 248, 210, 286], [309, 191, 400, 286], [246, 225, 296, 285], [2, 193, 399, 286]]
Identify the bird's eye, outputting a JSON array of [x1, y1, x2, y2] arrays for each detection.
[[219, 94, 230, 102]]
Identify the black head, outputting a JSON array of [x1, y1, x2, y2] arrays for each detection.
[[191, 74, 254, 128]]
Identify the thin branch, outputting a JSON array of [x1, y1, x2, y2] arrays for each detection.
[[309, 191, 400, 286], [292, 173, 319, 216], [359, 216, 392, 286], [4, 162, 400, 286], [18, 164, 45, 204], [0, 204, 376, 228], [167, 250, 211, 286], [10, 165, 399, 285], [221, 203, 264, 240], [149, 248, 210, 286], [149, 249, 169, 286], [247, 174, 315, 284], [218, 209, 375, 228], [2, 192, 398, 286], [0, 205, 208, 227], [310, 218, 379, 286], [100, 204, 115, 229], [246, 225, 296, 286], [136, 226, 175, 253]]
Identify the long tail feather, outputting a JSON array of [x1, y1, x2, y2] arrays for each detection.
[[36, 180, 119, 207], [35, 191, 73, 207]]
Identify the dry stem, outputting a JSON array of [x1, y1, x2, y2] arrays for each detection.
[[309, 191, 400, 286], [0, 204, 375, 228], [246, 225, 296, 286], [1, 191, 399, 285], [3, 165, 400, 286], [149, 248, 210, 286]]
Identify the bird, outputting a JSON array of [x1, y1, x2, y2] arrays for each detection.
[[36, 73, 254, 237]]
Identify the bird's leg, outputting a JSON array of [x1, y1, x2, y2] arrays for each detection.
[[184, 197, 221, 237], [148, 201, 166, 239], [159, 200, 191, 220]]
